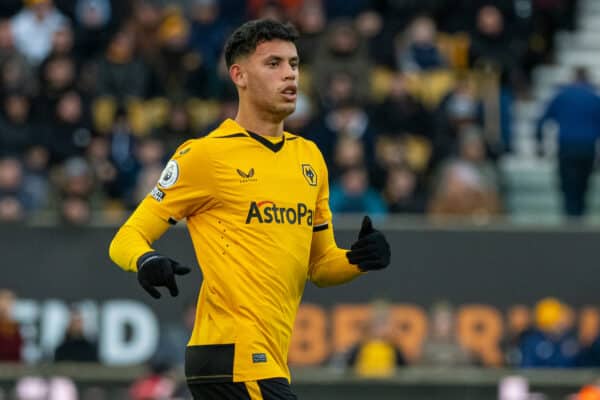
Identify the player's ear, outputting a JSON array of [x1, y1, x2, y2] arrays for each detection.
[[229, 64, 247, 89]]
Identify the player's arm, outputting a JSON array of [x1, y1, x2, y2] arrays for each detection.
[[109, 202, 190, 298], [109, 204, 169, 272], [308, 222, 362, 287], [308, 151, 390, 288], [308, 216, 391, 287], [109, 140, 215, 298]]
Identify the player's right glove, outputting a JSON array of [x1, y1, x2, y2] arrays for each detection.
[[136, 251, 191, 299], [346, 216, 391, 271]]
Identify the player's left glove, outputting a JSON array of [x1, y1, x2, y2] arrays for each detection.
[[346, 216, 391, 271]]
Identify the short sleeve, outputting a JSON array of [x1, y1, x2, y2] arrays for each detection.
[[142, 139, 218, 223]]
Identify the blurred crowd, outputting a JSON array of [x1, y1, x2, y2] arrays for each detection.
[[0, 0, 580, 224]]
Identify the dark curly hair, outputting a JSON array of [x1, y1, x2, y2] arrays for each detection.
[[224, 19, 299, 68]]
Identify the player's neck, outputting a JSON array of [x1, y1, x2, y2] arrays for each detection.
[[235, 107, 284, 138]]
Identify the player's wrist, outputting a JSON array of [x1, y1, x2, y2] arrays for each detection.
[[137, 251, 162, 270]]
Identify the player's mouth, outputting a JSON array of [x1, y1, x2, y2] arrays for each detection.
[[280, 85, 297, 102]]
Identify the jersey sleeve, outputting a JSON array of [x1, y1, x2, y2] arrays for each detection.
[[142, 139, 219, 223], [308, 145, 363, 287]]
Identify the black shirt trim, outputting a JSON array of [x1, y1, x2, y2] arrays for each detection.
[[313, 223, 329, 232], [214, 133, 248, 139], [247, 131, 285, 153]]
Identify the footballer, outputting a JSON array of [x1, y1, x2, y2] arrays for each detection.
[[109, 19, 391, 400]]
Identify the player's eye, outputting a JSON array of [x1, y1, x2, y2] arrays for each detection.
[[290, 61, 298, 70], [268, 60, 279, 67]]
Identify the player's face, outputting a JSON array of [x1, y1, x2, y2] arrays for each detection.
[[243, 40, 299, 119]]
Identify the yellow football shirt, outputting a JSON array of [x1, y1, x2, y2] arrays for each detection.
[[117, 118, 361, 383]]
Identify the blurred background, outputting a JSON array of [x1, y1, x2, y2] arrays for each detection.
[[3, 0, 600, 399]]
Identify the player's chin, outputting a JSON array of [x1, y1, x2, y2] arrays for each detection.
[[274, 102, 296, 118]]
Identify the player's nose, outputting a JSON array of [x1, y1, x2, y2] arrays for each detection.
[[282, 64, 297, 81]]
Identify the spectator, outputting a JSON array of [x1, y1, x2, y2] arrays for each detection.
[[395, 16, 446, 72], [60, 195, 92, 225], [332, 136, 365, 178], [469, 5, 525, 89], [294, 0, 326, 65], [72, 0, 114, 61], [49, 22, 74, 57], [428, 160, 501, 219], [10, 0, 67, 65], [0, 50, 36, 96], [0, 92, 33, 157], [0, 289, 22, 362], [85, 136, 117, 195], [312, 19, 371, 105], [536, 67, 600, 218], [45, 90, 92, 165], [104, 106, 139, 205], [0, 157, 28, 220], [518, 298, 580, 368], [346, 300, 405, 377], [22, 146, 50, 211], [502, 305, 533, 367], [131, 136, 164, 204], [251, 1, 287, 22], [154, 102, 193, 156], [318, 71, 356, 110], [456, 124, 500, 191], [0, 19, 16, 66], [433, 77, 483, 165], [329, 164, 387, 216], [382, 164, 426, 214], [150, 9, 218, 99], [355, 9, 384, 63], [96, 28, 149, 101], [305, 100, 377, 167], [35, 54, 78, 123], [420, 301, 474, 366], [188, 0, 229, 70], [57, 155, 94, 193], [373, 72, 433, 140], [129, 0, 162, 62], [54, 308, 98, 362]]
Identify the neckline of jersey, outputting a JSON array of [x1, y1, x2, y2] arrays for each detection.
[[246, 130, 285, 153]]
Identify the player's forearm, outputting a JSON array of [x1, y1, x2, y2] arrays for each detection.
[[308, 226, 363, 287], [309, 247, 363, 287], [109, 200, 170, 272]]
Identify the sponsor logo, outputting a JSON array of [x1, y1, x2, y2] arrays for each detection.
[[150, 187, 165, 202], [237, 168, 254, 178], [252, 353, 267, 363], [179, 147, 191, 156], [158, 160, 179, 188], [245, 201, 313, 226], [302, 164, 317, 186], [237, 167, 257, 183]]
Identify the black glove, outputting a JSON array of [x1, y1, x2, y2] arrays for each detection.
[[346, 216, 391, 271], [137, 252, 191, 299]]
